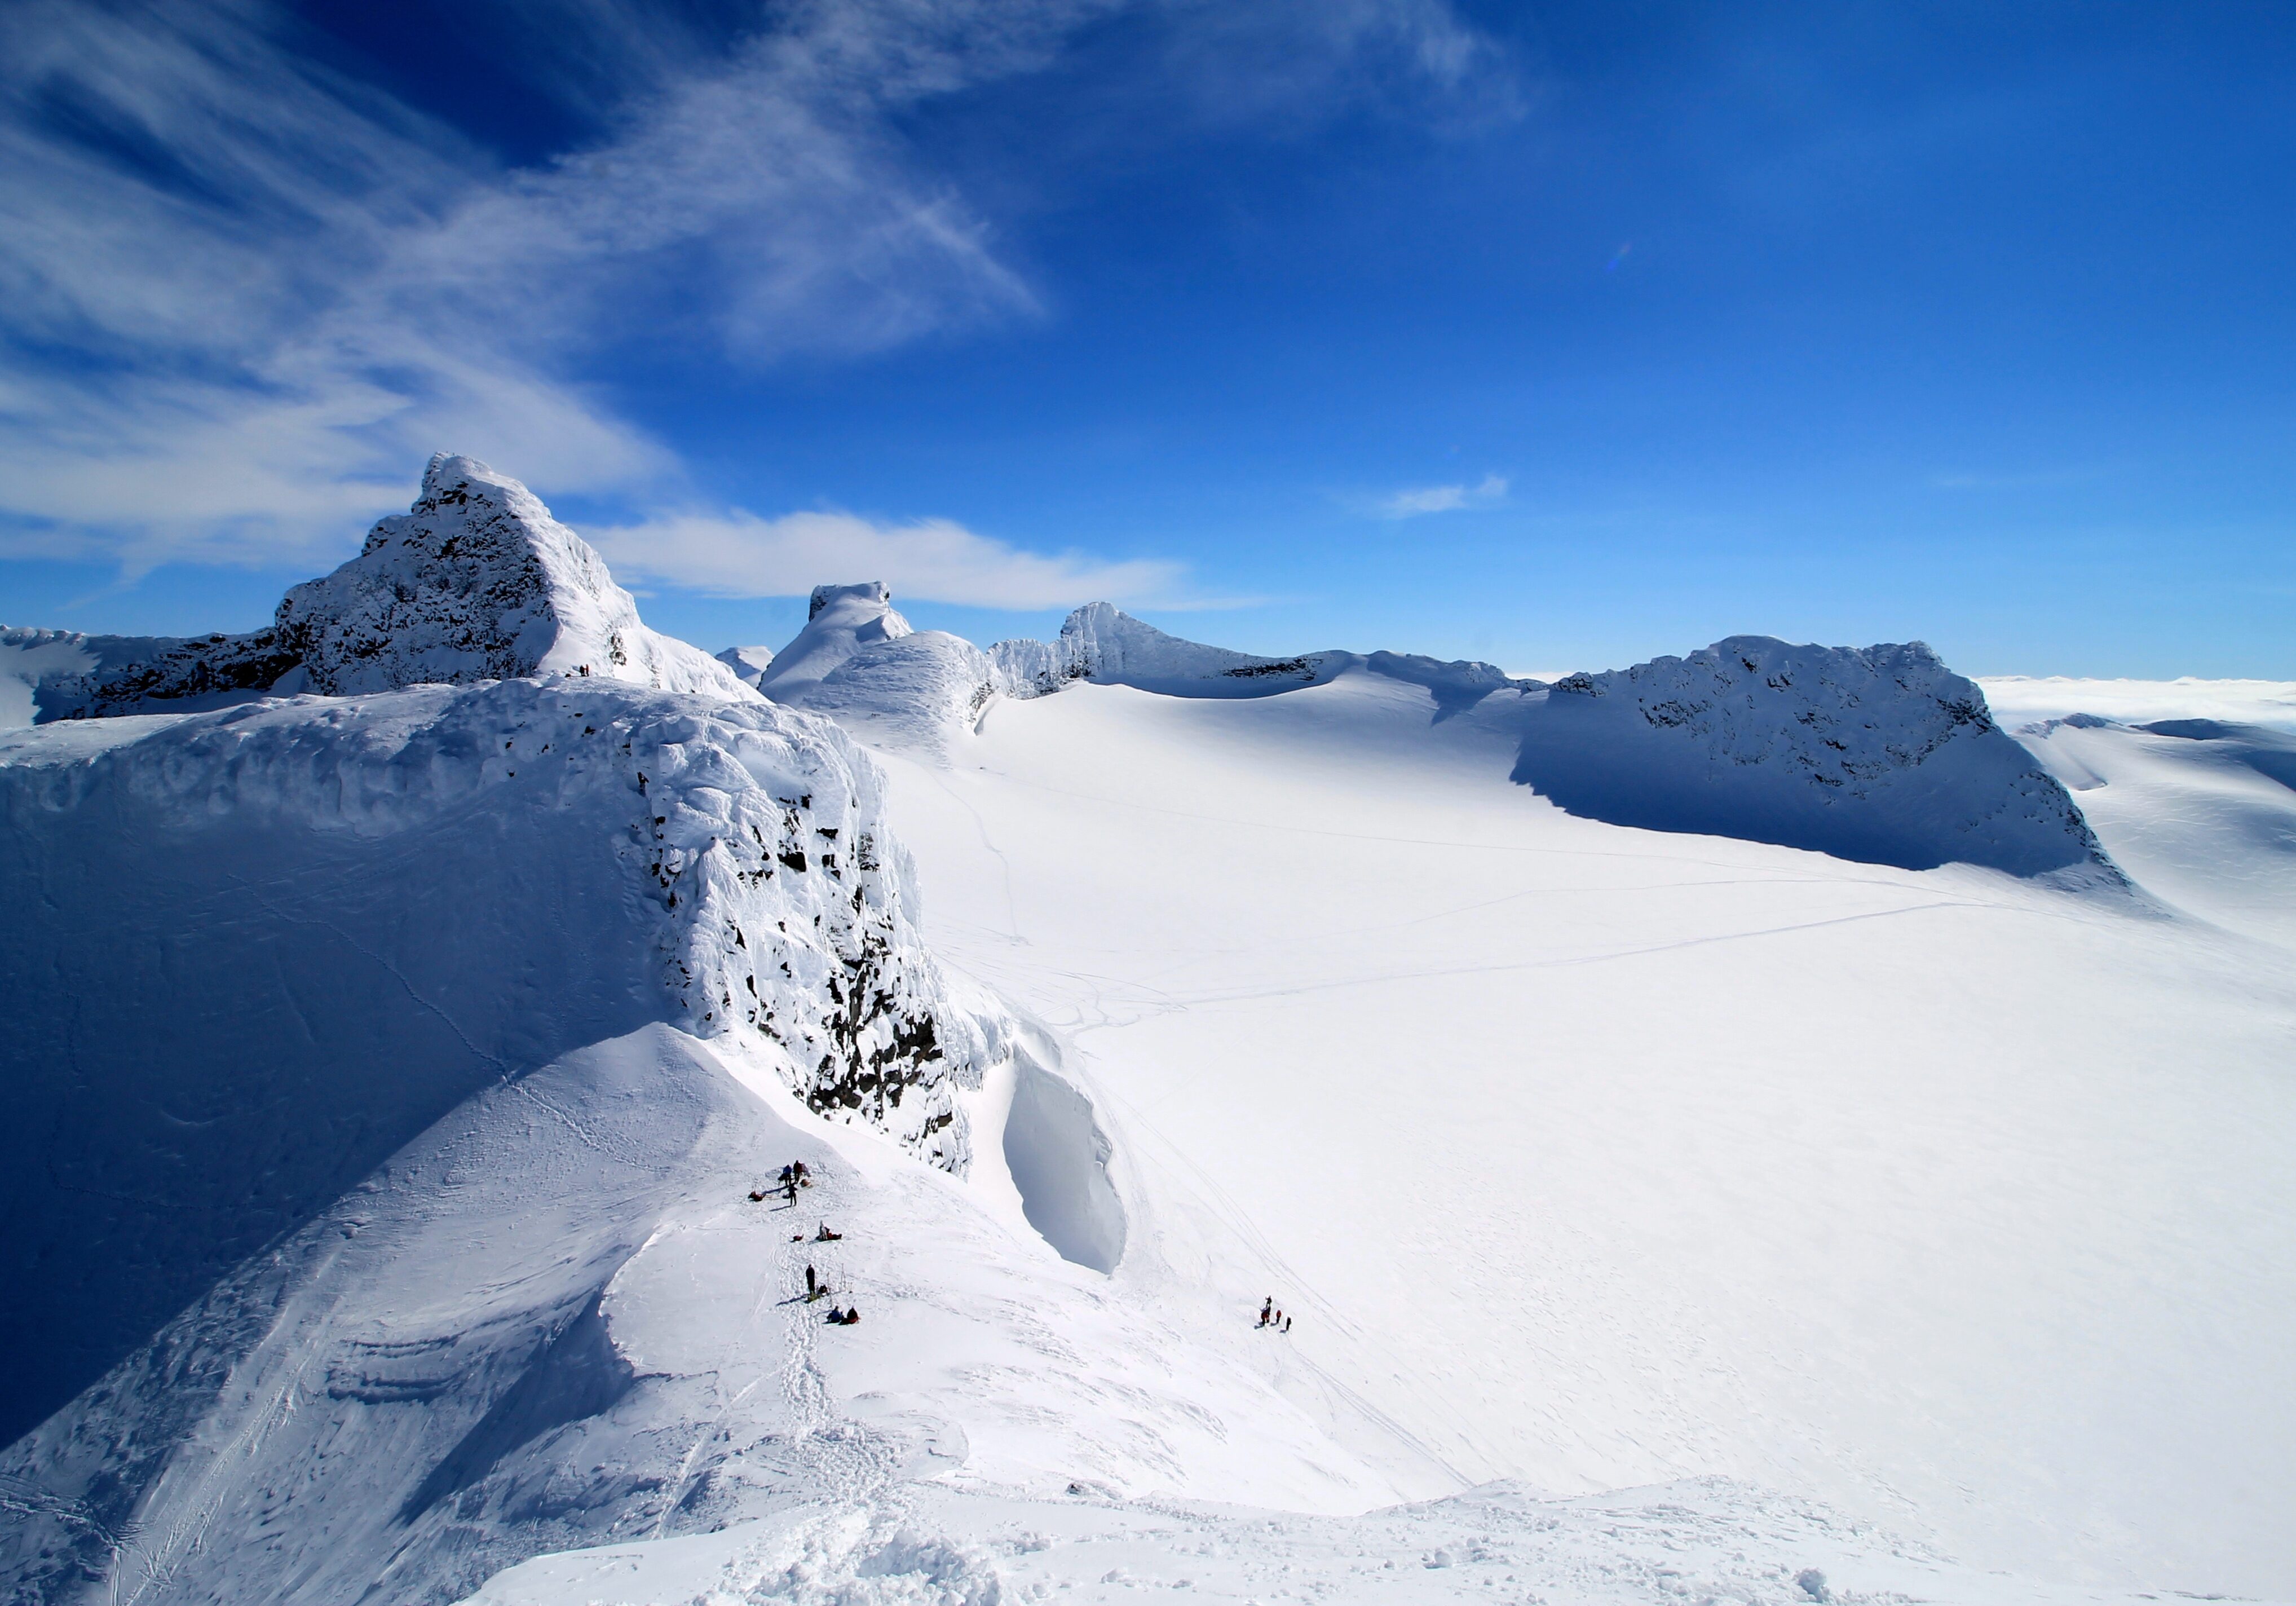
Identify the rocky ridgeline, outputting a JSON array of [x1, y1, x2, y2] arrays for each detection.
[[16, 455, 748, 721], [1517, 636, 2110, 877]]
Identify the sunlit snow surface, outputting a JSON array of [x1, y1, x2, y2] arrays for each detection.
[[844, 668, 2295, 1599], [3, 670, 2290, 1605]]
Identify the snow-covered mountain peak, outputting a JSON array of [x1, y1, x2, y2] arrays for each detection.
[[276, 454, 749, 699], [1517, 634, 2111, 876], [2, 456, 749, 723]]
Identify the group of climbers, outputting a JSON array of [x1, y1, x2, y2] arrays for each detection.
[[1256, 1296, 1293, 1334], [751, 1159, 860, 1326], [749, 1159, 813, 1204]]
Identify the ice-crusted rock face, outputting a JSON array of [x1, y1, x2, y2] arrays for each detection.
[[1513, 636, 2110, 877], [2, 624, 303, 726], [275, 454, 749, 698], [2, 678, 996, 1172], [11, 456, 749, 722]]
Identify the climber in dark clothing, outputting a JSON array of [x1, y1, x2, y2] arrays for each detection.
[[1283, 1316, 1292, 1333], [841, 1306, 860, 1325], [824, 1305, 845, 1323], [792, 1160, 811, 1187], [1259, 1298, 1273, 1328], [805, 1265, 816, 1296]]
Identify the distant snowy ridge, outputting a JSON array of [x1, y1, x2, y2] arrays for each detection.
[[3, 455, 749, 726], [1516, 636, 2110, 877], [986, 601, 1534, 712], [749, 592, 1534, 765]]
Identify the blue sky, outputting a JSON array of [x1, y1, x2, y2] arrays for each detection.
[[2, 1, 2290, 677]]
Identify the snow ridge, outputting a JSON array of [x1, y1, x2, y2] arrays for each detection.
[[1515, 636, 2110, 876], [990, 601, 1323, 698]]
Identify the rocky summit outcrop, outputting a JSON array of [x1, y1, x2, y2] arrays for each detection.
[[7, 455, 749, 723], [273, 455, 747, 698], [1513, 636, 2111, 877]]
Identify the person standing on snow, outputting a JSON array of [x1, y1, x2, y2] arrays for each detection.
[[1259, 1297, 1273, 1328]]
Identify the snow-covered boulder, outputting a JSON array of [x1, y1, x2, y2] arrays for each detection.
[[9, 456, 750, 723], [1512, 636, 2110, 877], [0, 678, 1006, 1443], [274, 454, 749, 698]]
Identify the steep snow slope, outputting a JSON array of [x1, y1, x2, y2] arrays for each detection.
[[1517, 637, 2105, 876], [4, 457, 747, 725], [847, 665, 2296, 1597], [0, 1023, 1402, 1606], [0, 680, 997, 1449]]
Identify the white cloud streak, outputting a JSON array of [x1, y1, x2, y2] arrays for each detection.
[[1376, 472, 1508, 517], [0, 0, 1512, 601], [591, 508, 1184, 609]]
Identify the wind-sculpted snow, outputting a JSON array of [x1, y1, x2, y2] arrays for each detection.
[[6, 456, 749, 724], [0, 678, 999, 1444], [1513, 636, 2110, 877], [756, 584, 999, 760]]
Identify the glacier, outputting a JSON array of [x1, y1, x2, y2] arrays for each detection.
[[3, 458, 2291, 1606]]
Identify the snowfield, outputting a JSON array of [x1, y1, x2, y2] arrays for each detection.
[[2, 469, 2290, 1605]]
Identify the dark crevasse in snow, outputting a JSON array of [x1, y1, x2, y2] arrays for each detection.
[[1512, 636, 2112, 878], [1003, 1057, 1125, 1274]]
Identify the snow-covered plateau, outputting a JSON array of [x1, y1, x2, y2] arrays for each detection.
[[2, 461, 2290, 1606]]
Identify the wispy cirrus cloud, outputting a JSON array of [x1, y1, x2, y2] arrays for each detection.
[[591, 508, 1184, 610], [0, 0, 1513, 603], [1375, 473, 1508, 517]]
